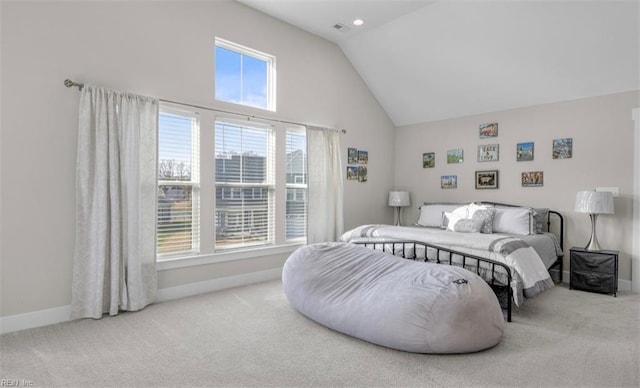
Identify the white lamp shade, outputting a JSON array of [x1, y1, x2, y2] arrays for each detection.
[[388, 191, 410, 207], [575, 191, 614, 214]]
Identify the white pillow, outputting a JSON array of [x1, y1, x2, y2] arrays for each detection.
[[444, 212, 483, 233], [441, 205, 469, 229], [416, 204, 462, 227], [492, 207, 533, 235]]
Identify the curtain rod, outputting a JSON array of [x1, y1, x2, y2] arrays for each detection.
[[63, 79, 347, 134]]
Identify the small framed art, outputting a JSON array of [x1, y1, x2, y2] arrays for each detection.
[[517, 142, 534, 161], [552, 138, 572, 159], [447, 149, 464, 164], [479, 122, 498, 138], [423, 152, 435, 168], [346, 166, 358, 180], [475, 170, 498, 189], [347, 147, 358, 164], [477, 144, 499, 162], [357, 166, 368, 182], [441, 175, 457, 189], [522, 171, 544, 187], [358, 150, 368, 164]]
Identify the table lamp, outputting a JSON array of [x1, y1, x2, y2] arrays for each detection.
[[388, 191, 410, 226], [575, 190, 614, 251]]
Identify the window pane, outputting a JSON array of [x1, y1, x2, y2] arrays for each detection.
[[286, 129, 307, 241], [158, 185, 194, 254], [286, 188, 307, 240], [215, 120, 274, 250], [214, 38, 273, 110], [215, 46, 241, 104], [242, 55, 268, 109], [157, 111, 200, 257]]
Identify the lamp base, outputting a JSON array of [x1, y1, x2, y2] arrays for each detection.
[[394, 207, 404, 226], [584, 213, 602, 251]]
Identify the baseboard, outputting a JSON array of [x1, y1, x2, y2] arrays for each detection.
[[156, 267, 282, 302], [0, 305, 72, 335], [0, 267, 283, 335]]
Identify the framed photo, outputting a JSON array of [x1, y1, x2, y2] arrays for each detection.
[[423, 152, 435, 168], [358, 150, 368, 164], [475, 170, 499, 189], [479, 122, 498, 138], [517, 142, 534, 161], [357, 166, 368, 182], [447, 149, 464, 164], [553, 138, 573, 159], [346, 166, 358, 180], [441, 175, 457, 189], [522, 171, 544, 187], [477, 144, 499, 162], [347, 148, 358, 164]]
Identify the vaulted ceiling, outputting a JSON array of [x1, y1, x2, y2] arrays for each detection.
[[239, 0, 639, 127]]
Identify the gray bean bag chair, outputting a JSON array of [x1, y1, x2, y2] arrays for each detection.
[[282, 242, 504, 354]]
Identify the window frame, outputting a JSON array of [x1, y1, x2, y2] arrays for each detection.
[[214, 37, 277, 112], [156, 103, 307, 268], [156, 107, 201, 259]]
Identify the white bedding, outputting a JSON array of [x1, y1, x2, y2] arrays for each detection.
[[340, 225, 556, 306]]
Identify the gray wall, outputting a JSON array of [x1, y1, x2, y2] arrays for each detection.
[[0, 1, 395, 317], [394, 91, 639, 283]]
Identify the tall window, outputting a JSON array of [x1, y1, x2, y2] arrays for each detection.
[[157, 110, 200, 257], [215, 38, 276, 111], [215, 120, 275, 250]]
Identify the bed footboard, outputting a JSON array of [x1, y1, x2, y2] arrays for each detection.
[[351, 240, 514, 322]]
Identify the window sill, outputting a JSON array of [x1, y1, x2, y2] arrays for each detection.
[[157, 243, 305, 271]]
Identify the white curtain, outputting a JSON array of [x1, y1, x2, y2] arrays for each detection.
[[71, 85, 159, 319], [306, 126, 344, 243]]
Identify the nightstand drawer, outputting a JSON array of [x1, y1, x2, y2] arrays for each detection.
[[570, 251, 616, 274], [571, 270, 615, 294]]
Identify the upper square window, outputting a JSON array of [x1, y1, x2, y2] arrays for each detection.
[[215, 38, 276, 111]]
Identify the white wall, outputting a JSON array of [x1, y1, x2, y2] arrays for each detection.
[[0, 1, 395, 318], [394, 91, 640, 283]]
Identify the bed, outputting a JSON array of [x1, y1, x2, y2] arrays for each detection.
[[340, 202, 564, 320]]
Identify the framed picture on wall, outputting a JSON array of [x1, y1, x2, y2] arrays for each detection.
[[479, 122, 498, 138], [477, 144, 499, 162], [522, 171, 544, 187], [346, 166, 358, 180], [358, 150, 369, 164], [357, 166, 368, 182], [447, 149, 464, 164], [475, 170, 499, 189], [441, 175, 457, 189], [552, 138, 573, 159], [423, 152, 435, 168], [517, 142, 534, 161], [347, 148, 358, 164]]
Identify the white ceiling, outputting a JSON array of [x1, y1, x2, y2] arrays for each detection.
[[239, 0, 640, 127]]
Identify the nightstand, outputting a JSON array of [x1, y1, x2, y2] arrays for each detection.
[[569, 247, 618, 297]]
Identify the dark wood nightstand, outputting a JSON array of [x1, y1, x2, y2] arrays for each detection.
[[569, 247, 618, 297]]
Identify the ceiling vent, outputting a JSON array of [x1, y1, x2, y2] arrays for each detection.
[[332, 23, 350, 32]]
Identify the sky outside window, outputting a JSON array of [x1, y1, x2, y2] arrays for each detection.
[[215, 46, 269, 110]]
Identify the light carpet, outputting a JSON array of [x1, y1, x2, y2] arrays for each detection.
[[1, 280, 638, 387]]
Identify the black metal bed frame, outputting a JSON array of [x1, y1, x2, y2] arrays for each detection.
[[350, 206, 565, 323], [352, 240, 515, 322]]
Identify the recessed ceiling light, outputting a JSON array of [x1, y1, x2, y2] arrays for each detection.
[[353, 19, 364, 27]]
